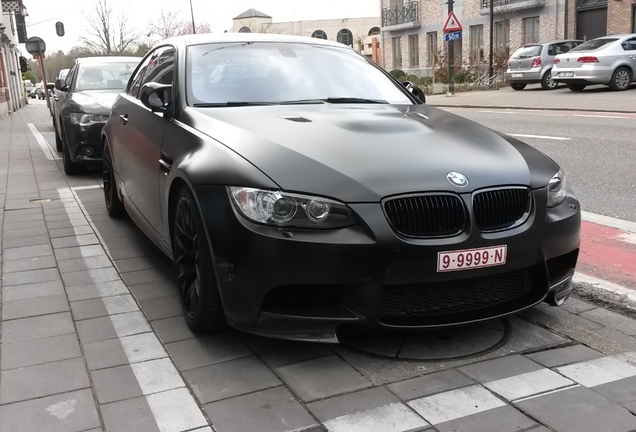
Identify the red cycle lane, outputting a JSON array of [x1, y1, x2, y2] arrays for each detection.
[[577, 220, 636, 289]]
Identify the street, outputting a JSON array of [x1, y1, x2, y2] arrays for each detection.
[[1, 97, 636, 432]]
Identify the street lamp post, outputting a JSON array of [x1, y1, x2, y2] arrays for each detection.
[[489, 0, 494, 79], [189, 0, 196, 34]]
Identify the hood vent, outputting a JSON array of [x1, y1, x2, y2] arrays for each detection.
[[279, 115, 312, 123]]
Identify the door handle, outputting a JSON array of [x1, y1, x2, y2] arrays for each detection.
[[119, 114, 128, 124], [159, 157, 173, 175]]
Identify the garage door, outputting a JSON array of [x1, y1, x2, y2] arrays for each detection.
[[577, 8, 607, 40]]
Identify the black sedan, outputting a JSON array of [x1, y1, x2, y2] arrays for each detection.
[[102, 34, 580, 342], [53, 56, 140, 174]]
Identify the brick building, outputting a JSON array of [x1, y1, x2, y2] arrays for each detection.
[[1, 0, 27, 118], [380, 0, 636, 77]]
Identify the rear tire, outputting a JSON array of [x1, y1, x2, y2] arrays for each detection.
[[54, 119, 63, 152], [566, 83, 586, 92], [510, 83, 526, 91], [172, 187, 225, 332], [609, 67, 632, 91], [103, 140, 125, 217], [541, 70, 558, 90]]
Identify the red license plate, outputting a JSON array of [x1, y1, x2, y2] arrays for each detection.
[[437, 245, 507, 272]]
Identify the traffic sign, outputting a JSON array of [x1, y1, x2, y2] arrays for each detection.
[[442, 11, 462, 32], [444, 31, 462, 42]]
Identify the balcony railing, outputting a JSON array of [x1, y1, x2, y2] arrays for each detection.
[[382, 2, 419, 27]]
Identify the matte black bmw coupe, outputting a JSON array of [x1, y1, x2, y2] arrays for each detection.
[[102, 34, 581, 342]]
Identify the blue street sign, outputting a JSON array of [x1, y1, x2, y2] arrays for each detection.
[[445, 31, 462, 42]]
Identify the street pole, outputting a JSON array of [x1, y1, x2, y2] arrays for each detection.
[[489, 0, 494, 79], [36, 48, 51, 112], [189, 0, 196, 34], [447, 0, 454, 95]]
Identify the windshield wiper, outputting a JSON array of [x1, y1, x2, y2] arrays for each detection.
[[192, 101, 275, 107], [281, 97, 387, 105]]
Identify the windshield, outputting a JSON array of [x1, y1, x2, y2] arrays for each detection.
[[511, 45, 542, 59], [74, 61, 138, 91], [571, 38, 617, 51], [187, 42, 412, 106]]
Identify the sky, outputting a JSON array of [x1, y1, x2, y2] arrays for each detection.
[[19, 0, 380, 54]]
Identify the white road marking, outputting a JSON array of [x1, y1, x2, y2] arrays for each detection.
[[617, 232, 636, 245], [483, 368, 574, 401], [556, 356, 636, 388], [408, 385, 505, 425], [57, 186, 209, 432], [322, 403, 429, 432], [477, 110, 521, 114], [28, 122, 61, 160], [508, 133, 571, 141], [513, 385, 580, 403], [582, 211, 636, 234], [574, 114, 627, 119], [573, 273, 636, 305]]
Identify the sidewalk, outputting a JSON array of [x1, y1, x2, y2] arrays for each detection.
[[1, 103, 636, 432], [426, 84, 636, 113]]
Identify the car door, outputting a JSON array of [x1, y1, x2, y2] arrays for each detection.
[[115, 47, 175, 234], [54, 63, 77, 135]]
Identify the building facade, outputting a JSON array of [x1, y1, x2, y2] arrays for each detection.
[[1, 0, 26, 118], [229, 9, 382, 62], [380, 0, 636, 77]]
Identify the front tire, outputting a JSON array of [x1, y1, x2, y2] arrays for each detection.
[[510, 83, 526, 91], [54, 118, 63, 152], [62, 128, 83, 175], [609, 67, 632, 91], [103, 140, 125, 217], [172, 187, 225, 332], [566, 83, 586, 92], [541, 70, 558, 90]]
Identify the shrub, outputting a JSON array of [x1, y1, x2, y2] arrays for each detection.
[[390, 69, 406, 79]]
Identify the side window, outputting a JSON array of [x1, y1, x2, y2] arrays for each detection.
[[555, 43, 570, 55], [66, 64, 78, 91], [127, 57, 150, 98], [547, 44, 556, 56], [140, 48, 175, 87], [622, 38, 636, 51]]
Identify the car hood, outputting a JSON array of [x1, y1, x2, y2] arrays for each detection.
[[183, 104, 558, 202], [71, 90, 122, 114]]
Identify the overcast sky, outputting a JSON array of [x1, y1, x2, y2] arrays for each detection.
[[20, 0, 380, 54]]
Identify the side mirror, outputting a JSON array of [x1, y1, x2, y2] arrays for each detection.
[[140, 82, 172, 113], [55, 79, 68, 91], [46, 83, 55, 90], [402, 81, 426, 104]]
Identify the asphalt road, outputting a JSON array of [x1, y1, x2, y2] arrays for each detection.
[[439, 106, 636, 223]]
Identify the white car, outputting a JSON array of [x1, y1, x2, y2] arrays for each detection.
[[553, 34, 636, 91]]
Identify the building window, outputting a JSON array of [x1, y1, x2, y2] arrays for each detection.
[[311, 30, 327, 39], [469, 25, 483, 66], [392, 37, 403, 68], [337, 29, 354, 46], [426, 32, 437, 67], [408, 34, 419, 67], [369, 27, 381, 36], [238, 27, 252, 33], [522, 17, 540, 44], [494, 21, 510, 56]]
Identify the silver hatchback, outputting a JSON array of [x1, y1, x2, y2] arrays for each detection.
[[506, 40, 583, 90]]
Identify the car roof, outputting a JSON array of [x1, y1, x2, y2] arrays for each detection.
[[75, 56, 142, 64], [520, 39, 582, 47], [158, 32, 350, 50], [589, 34, 636, 40]]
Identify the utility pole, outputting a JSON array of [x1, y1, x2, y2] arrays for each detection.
[[489, 0, 494, 79], [447, 0, 455, 95], [189, 0, 196, 34]]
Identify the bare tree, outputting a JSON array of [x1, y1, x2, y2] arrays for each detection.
[[80, 0, 142, 55], [148, 10, 182, 40], [175, 21, 212, 36]]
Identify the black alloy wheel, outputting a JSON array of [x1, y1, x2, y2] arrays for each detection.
[[172, 187, 225, 332], [510, 83, 526, 90], [566, 83, 586, 92], [61, 127, 83, 175], [609, 67, 632, 91], [103, 141, 124, 217], [541, 70, 558, 90]]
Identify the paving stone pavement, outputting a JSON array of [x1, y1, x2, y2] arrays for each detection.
[[1, 102, 636, 432]]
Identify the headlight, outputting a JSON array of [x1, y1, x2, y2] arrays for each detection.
[[69, 113, 109, 127], [547, 169, 567, 208], [228, 187, 357, 229]]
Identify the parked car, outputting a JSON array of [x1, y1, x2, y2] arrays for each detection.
[[52, 56, 141, 174], [102, 33, 580, 342], [553, 34, 636, 91], [23, 79, 34, 96], [506, 39, 583, 90]]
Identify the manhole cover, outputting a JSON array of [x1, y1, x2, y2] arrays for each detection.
[[338, 318, 511, 362]]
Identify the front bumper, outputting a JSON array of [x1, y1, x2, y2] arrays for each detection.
[[195, 185, 581, 342], [62, 118, 106, 164]]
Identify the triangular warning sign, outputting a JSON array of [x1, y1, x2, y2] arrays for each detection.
[[442, 11, 462, 32]]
